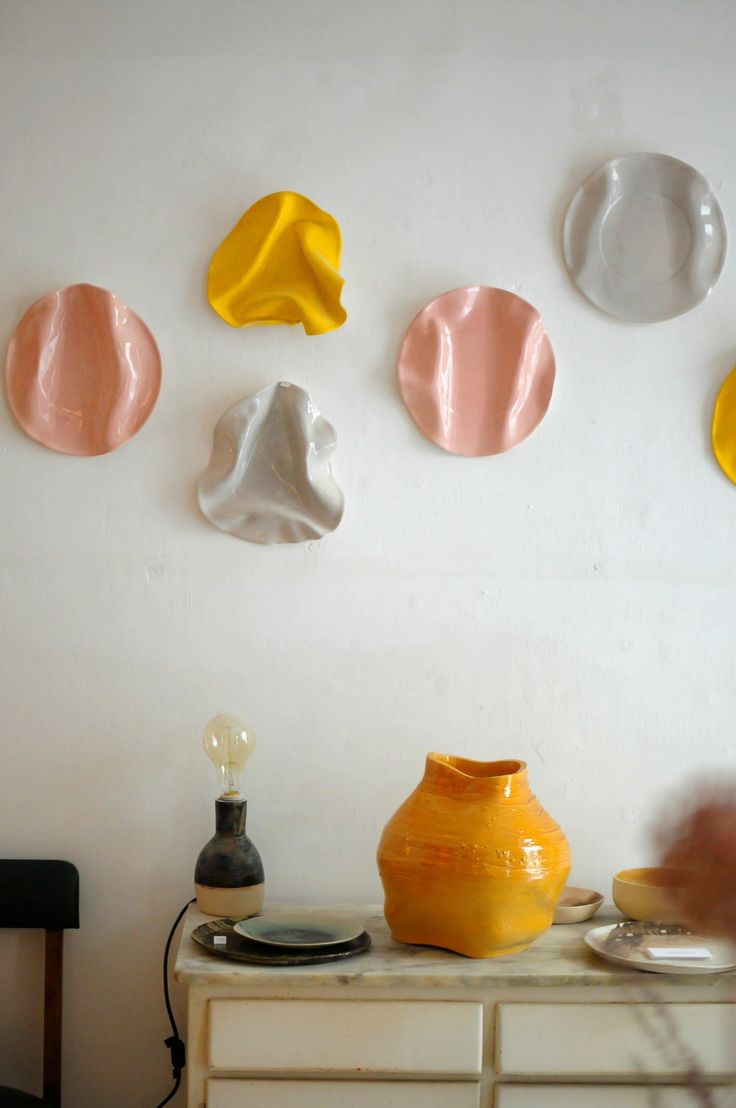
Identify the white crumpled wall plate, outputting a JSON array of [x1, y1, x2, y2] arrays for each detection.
[[198, 382, 344, 545]]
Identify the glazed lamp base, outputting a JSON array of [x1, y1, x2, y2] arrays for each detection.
[[195, 882, 265, 919]]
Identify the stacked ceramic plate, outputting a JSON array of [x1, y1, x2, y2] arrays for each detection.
[[192, 914, 371, 966]]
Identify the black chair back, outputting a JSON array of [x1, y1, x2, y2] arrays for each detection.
[[0, 861, 80, 1108]]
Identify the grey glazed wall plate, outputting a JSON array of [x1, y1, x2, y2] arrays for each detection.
[[198, 382, 344, 545], [563, 152, 726, 322]]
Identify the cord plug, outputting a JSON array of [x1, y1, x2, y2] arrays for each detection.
[[165, 1034, 186, 1075]]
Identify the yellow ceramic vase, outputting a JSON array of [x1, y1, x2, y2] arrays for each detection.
[[377, 755, 571, 958]]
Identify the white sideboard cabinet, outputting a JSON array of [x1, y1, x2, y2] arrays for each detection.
[[174, 905, 736, 1108]]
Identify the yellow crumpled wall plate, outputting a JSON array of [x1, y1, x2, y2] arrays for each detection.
[[207, 191, 346, 336], [712, 366, 736, 484]]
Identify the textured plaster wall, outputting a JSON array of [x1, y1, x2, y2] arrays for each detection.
[[1, 1, 735, 1104]]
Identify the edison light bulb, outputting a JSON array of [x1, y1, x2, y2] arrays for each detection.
[[195, 712, 264, 917], [203, 713, 255, 798]]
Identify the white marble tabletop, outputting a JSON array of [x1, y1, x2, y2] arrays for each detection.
[[174, 903, 736, 990]]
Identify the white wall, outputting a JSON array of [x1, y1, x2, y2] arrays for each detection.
[[1, 0, 735, 1103]]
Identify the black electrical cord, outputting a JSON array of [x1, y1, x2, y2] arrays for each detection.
[[156, 898, 196, 1108]]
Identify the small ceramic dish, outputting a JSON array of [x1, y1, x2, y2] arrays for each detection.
[[234, 915, 364, 949], [612, 867, 688, 923], [563, 152, 726, 322], [553, 886, 604, 924]]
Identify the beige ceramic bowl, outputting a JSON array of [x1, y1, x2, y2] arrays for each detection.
[[553, 886, 604, 924], [612, 867, 688, 923]]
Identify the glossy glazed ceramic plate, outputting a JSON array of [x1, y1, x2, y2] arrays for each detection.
[[208, 191, 346, 335], [234, 915, 364, 948], [4, 283, 162, 455], [198, 382, 344, 545], [193, 918, 371, 965], [398, 286, 555, 456], [584, 922, 736, 974], [563, 152, 726, 322]]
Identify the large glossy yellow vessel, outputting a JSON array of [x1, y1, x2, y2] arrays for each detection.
[[377, 755, 571, 958]]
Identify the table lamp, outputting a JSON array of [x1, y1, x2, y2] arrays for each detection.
[[194, 713, 265, 917]]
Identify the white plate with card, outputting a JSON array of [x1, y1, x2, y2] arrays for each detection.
[[584, 922, 736, 975]]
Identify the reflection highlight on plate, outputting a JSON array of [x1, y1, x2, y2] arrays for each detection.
[[207, 191, 346, 335], [397, 286, 555, 456], [563, 152, 726, 322], [4, 283, 162, 456], [198, 382, 344, 545]]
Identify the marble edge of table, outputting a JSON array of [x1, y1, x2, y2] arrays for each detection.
[[173, 903, 736, 989]]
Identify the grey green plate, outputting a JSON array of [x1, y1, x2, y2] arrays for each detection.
[[192, 918, 371, 965], [234, 914, 364, 948]]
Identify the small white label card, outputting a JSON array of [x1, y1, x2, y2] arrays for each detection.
[[646, 946, 711, 960], [213, 935, 227, 945]]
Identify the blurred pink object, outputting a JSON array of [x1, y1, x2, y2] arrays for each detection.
[[4, 283, 162, 456], [657, 785, 736, 941], [397, 286, 555, 456]]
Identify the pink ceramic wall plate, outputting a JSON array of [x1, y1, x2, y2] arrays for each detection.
[[4, 283, 162, 456], [397, 286, 555, 456]]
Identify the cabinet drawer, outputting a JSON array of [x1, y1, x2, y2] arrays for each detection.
[[496, 1003, 736, 1077], [208, 999, 482, 1076], [208, 1078, 481, 1107], [495, 1088, 733, 1108]]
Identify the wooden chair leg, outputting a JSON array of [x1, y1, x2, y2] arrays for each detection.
[[43, 930, 64, 1107]]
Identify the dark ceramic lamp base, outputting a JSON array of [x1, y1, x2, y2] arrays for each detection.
[[194, 797, 265, 919]]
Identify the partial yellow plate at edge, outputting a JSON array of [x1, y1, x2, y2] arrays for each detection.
[[713, 366, 736, 483]]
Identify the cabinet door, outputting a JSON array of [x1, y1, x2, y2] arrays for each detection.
[[207, 1078, 481, 1107], [495, 1087, 733, 1107]]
